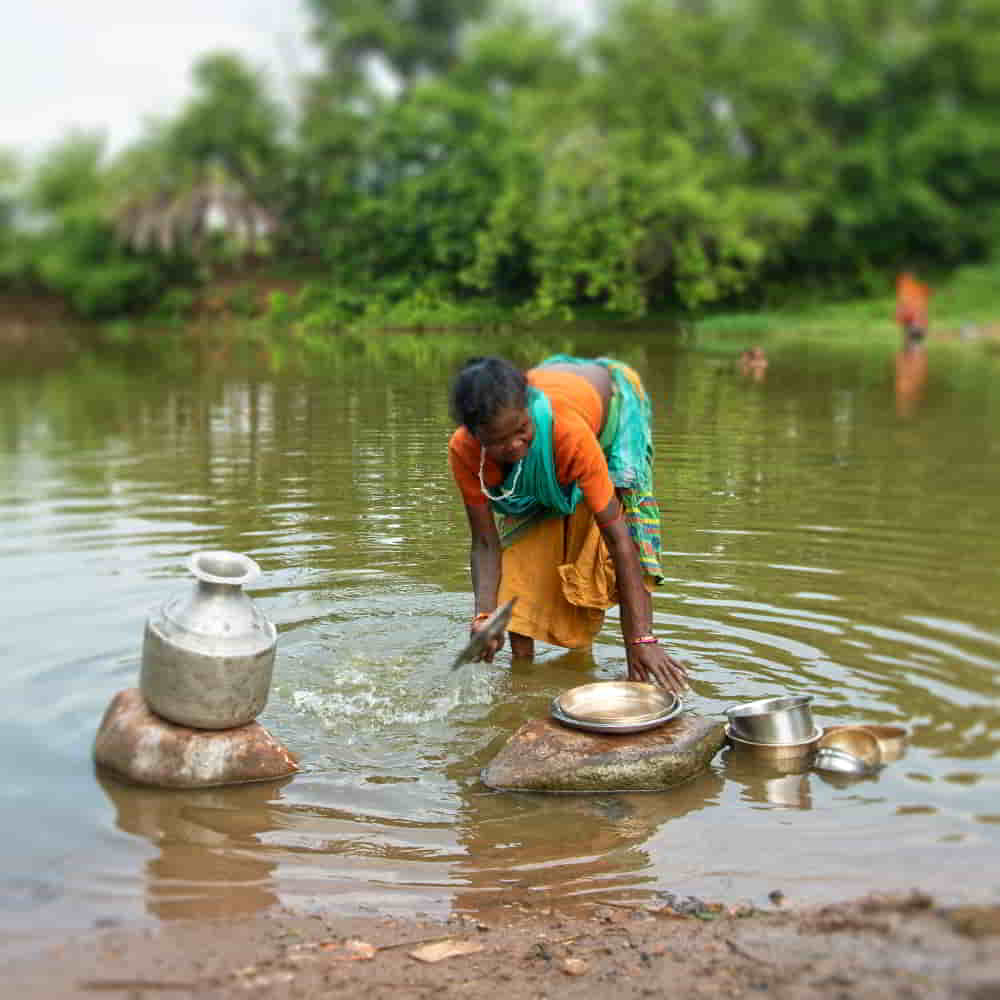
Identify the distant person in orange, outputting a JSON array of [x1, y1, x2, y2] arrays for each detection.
[[739, 345, 768, 382], [894, 273, 931, 417]]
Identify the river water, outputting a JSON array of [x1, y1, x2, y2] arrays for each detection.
[[1, 335, 998, 944]]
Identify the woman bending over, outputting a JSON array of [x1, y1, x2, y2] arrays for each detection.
[[447, 355, 688, 693]]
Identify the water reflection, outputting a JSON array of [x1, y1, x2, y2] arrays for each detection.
[[97, 769, 291, 920], [738, 346, 769, 383], [719, 748, 813, 809], [894, 346, 928, 419], [444, 657, 725, 915], [448, 772, 727, 916], [813, 770, 883, 793]]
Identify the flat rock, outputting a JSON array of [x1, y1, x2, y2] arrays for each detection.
[[94, 688, 299, 788], [482, 712, 725, 792]]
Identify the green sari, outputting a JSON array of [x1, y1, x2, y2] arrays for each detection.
[[487, 356, 664, 583]]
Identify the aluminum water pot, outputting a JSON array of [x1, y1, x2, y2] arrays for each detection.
[[140, 551, 277, 729]]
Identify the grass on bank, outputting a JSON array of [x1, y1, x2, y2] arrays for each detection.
[[29, 253, 995, 378], [691, 258, 1000, 355]]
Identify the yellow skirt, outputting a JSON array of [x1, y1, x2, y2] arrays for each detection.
[[497, 504, 622, 648]]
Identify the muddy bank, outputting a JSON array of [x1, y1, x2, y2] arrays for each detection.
[[0, 293, 87, 368], [4, 891, 998, 998]]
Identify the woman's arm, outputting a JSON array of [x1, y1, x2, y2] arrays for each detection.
[[463, 502, 505, 661], [596, 496, 689, 693]]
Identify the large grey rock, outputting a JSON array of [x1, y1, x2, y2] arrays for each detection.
[[94, 688, 299, 788], [482, 712, 725, 792]]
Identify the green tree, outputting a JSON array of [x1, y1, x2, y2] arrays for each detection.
[[295, 2, 571, 296], [0, 150, 28, 285], [168, 52, 287, 195], [747, 0, 1000, 289], [292, 0, 500, 278], [111, 52, 289, 262], [25, 132, 175, 317], [470, 0, 811, 316], [17, 0, 1000, 326], [305, 0, 493, 93]]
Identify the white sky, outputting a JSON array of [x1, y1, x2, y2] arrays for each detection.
[[2, 0, 596, 162]]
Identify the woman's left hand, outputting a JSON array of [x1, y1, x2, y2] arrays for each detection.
[[595, 496, 690, 695], [626, 641, 689, 694]]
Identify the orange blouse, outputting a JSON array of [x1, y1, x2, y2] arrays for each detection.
[[448, 368, 615, 514]]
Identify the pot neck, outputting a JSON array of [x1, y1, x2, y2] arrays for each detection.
[[188, 551, 261, 589]]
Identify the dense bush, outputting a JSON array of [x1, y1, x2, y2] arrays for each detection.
[[4, 0, 1000, 325]]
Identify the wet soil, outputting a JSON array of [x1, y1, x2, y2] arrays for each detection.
[[0, 293, 83, 366], [5, 892, 999, 999]]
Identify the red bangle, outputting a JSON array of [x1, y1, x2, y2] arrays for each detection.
[[629, 634, 658, 645], [472, 611, 492, 625]]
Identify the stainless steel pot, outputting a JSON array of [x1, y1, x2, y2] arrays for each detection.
[[725, 695, 815, 744], [725, 725, 821, 764], [140, 551, 277, 729]]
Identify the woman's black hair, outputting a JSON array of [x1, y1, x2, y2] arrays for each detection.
[[449, 356, 528, 433]]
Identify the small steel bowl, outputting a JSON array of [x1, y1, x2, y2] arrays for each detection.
[[862, 725, 908, 762], [814, 746, 875, 776], [725, 724, 823, 763], [848, 722, 910, 764], [817, 726, 882, 768], [725, 695, 815, 745], [823, 724, 909, 763]]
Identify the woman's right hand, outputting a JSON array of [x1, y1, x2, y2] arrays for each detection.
[[470, 613, 505, 663], [464, 502, 504, 662]]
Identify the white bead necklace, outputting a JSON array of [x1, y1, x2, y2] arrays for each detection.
[[479, 447, 523, 501]]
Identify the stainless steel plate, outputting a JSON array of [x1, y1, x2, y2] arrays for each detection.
[[551, 681, 682, 734]]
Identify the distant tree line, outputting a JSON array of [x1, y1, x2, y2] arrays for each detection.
[[2, 0, 1000, 323]]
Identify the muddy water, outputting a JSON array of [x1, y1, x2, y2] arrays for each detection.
[[1, 339, 998, 942]]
